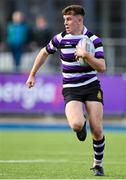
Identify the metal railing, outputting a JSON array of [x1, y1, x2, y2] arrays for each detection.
[[0, 38, 125, 74], [103, 38, 126, 74]]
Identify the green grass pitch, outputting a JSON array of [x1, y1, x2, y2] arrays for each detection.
[[0, 131, 126, 179]]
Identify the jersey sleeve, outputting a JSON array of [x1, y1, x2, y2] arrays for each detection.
[[93, 37, 105, 59], [46, 33, 62, 54]]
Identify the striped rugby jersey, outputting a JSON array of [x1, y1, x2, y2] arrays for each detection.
[[46, 27, 104, 88]]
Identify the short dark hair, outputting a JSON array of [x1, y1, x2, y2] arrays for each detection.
[[62, 5, 85, 16]]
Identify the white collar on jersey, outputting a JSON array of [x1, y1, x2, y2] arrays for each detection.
[[83, 26, 88, 35]]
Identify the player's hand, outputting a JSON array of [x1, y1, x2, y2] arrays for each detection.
[[26, 75, 35, 88], [75, 42, 88, 60]]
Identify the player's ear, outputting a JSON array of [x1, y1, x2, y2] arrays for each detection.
[[78, 16, 83, 23]]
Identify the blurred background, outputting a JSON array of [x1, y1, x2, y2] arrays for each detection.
[[0, 0, 126, 122], [0, 2, 126, 179]]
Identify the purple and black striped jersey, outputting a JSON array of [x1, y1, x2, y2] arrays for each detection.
[[46, 27, 104, 88]]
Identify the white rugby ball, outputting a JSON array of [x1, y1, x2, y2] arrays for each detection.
[[77, 36, 95, 66]]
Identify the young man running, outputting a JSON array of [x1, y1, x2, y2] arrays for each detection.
[[26, 5, 106, 176]]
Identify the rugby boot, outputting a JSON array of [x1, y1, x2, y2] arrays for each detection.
[[90, 165, 104, 176], [76, 121, 87, 141]]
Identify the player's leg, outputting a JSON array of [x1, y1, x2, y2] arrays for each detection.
[[85, 101, 105, 176], [85, 101, 103, 140], [65, 100, 87, 141]]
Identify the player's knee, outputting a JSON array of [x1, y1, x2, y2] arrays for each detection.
[[91, 126, 103, 139], [70, 121, 83, 132]]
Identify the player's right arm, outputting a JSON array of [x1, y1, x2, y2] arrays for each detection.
[[26, 47, 49, 88], [26, 32, 62, 88]]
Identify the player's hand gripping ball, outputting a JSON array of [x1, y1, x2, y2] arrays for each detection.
[[76, 36, 95, 66]]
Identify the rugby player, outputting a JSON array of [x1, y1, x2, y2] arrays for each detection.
[[26, 5, 106, 176]]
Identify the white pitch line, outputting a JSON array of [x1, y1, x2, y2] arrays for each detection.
[[0, 159, 126, 165], [0, 159, 69, 163]]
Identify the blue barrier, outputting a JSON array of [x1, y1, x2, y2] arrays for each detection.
[[0, 123, 126, 132]]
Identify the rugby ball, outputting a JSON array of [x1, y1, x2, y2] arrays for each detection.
[[77, 36, 95, 66]]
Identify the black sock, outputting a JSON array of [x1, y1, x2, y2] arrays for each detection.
[[93, 136, 105, 167]]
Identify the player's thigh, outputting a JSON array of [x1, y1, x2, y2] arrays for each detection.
[[85, 101, 103, 129], [65, 100, 85, 128]]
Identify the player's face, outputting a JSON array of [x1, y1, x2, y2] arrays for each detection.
[[63, 15, 81, 35]]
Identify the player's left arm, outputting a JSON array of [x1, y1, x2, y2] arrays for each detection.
[[83, 53, 106, 73], [75, 39, 106, 73]]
